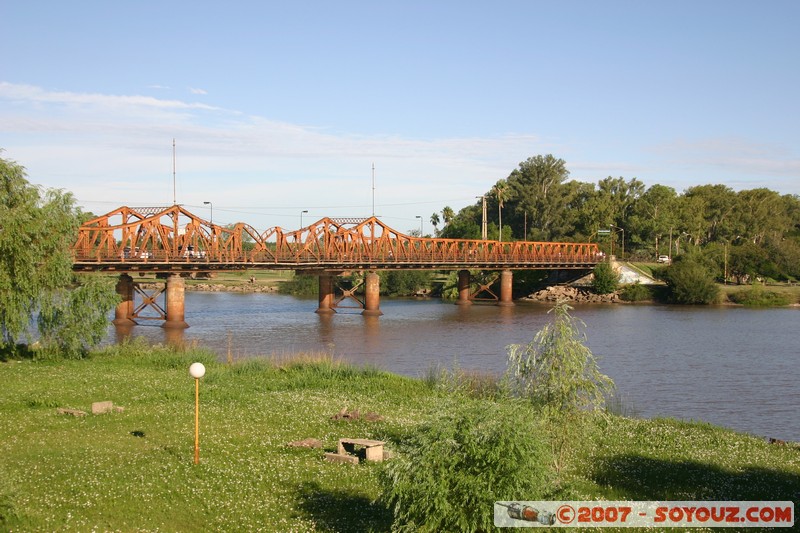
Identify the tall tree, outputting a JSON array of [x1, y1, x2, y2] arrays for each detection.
[[441, 206, 455, 225], [506, 155, 571, 240], [429, 212, 441, 236], [681, 184, 740, 244], [0, 153, 117, 357], [628, 184, 678, 256]]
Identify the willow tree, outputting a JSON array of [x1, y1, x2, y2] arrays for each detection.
[[0, 153, 117, 358]]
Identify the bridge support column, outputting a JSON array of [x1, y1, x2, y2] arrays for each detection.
[[113, 274, 136, 325], [163, 274, 189, 328], [316, 273, 336, 314], [456, 269, 472, 305], [362, 272, 383, 316], [498, 269, 515, 307]]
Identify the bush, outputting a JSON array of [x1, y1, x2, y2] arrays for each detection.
[[664, 259, 720, 304], [619, 282, 652, 302], [506, 302, 614, 414], [380, 399, 553, 532], [592, 262, 619, 294]]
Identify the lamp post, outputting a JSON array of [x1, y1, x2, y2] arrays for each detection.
[[415, 215, 423, 236], [610, 224, 625, 259], [189, 362, 206, 464], [203, 201, 213, 225], [300, 209, 308, 228]]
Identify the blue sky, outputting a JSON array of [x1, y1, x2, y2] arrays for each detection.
[[1, 1, 798, 232]]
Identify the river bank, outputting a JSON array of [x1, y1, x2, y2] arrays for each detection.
[[1, 346, 798, 531]]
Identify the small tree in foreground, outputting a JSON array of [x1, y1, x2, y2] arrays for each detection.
[[380, 399, 553, 533], [506, 301, 614, 414], [506, 301, 614, 473]]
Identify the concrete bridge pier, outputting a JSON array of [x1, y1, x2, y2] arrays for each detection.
[[316, 273, 336, 314], [362, 271, 383, 316], [456, 269, 473, 305], [163, 274, 189, 328], [498, 269, 515, 307], [113, 274, 136, 325]]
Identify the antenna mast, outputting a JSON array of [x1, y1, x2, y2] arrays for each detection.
[[172, 139, 177, 205]]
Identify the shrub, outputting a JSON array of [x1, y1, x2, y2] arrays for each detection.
[[664, 259, 720, 304], [619, 282, 652, 302], [380, 399, 553, 532], [592, 262, 619, 294], [506, 302, 614, 414]]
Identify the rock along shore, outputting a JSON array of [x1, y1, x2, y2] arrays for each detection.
[[522, 285, 620, 303]]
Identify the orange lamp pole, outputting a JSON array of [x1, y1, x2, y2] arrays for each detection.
[[189, 362, 206, 464]]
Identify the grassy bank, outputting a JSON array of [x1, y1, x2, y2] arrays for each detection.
[[1, 345, 798, 531]]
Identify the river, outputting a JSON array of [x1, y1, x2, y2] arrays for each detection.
[[108, 292, 800, 442]]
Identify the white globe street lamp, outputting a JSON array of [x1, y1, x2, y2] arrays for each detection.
[[189, 362, 206, 464]]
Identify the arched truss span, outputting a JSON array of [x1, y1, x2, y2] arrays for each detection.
[[72, 206, 602, 271]]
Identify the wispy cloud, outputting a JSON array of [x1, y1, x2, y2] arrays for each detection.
[[189, 87, 208, 95], [0, 82, 546, 228]]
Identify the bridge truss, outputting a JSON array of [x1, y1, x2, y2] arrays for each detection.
[[72, 205, 602, 273]]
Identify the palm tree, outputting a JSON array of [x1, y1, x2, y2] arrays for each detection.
[[430, 212, 441, 236], [493, 180, 508, 241], [441, 206, 455, 226]]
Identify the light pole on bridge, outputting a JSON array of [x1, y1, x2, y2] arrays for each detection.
[[609, 224, 624, 259], [415, 215, 423, 236], [476, 195, 487, 240], [300, 209, 308, 228], [203, 201, 213, 225]]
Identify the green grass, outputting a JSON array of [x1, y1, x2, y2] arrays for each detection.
[[720, 283, 800, 305], [1, 345, 799, 531]]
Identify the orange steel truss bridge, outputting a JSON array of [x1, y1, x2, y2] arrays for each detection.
[[72, 205, 602, 324]]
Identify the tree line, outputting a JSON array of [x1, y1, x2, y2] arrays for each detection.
[[433, 154, 800, 283]]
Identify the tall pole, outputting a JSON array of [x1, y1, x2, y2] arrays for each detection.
[[371, 163, 375, 217], [194, 377, 200, 464], [477, 195, 487, 240], [416, 215, 423, 236], [204, 201, 213, 225], [189, 362, 205, 465], [172, 139, 177, 206], [301, 209, 308, 227]]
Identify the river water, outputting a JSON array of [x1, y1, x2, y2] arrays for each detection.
[[109, 293, 800, 442]]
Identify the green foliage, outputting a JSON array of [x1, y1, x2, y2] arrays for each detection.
[[380, 270, 432, 296], [619, 282, 653, 302], [0, 154, 117, 355], [664, 258, 720, 304], [592, 261, 619, 294], [380, 399, 553, 532], [277, 273, 319, 296], [36, 275, 119, 359], [728, 284, 790, 307], [506, 302, 614, 414], [435, 153, 800, 274]]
